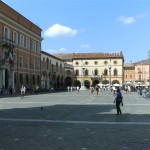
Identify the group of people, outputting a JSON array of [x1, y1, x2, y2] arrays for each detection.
[[20, 84, 39, 98], [67, 86, 80, 93]]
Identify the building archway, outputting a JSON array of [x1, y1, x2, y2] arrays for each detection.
[[84, 80, 90, 89], [93, 80, 99, 86], [112, 80, 120, 84], [64, 77, 72, 87], [102, 80, 109, 84], [73, 80, 81, 87]]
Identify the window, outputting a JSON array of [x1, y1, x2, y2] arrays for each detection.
[[13, 31, 18, 45], [13, 54, 17, 64], [114, 61, 117, 65], [94, 70, 98, 75], [104, 69, 108, 75], [125, 74, 128, 78], [3, 27, 10, 39], [37, 43, 41, 52], [31, 60, 35, 69], [46, 58, 49, 69], [85, 61, 88, 65], [25, 57, 29, 68], [94, 61, 98, 65], [85, 70, 88, 76], [104, 61, 108, 65], [20, 34, 24, 47], [76, 70, 79, 76], [19, 57, 23, 67], [20, 74, 23, 84], [26, 37, 30, 49], [32, 41, 36, 51], [37, 75, 40, 84], [26, 75, 29, 84], [139, 74, 141, 81], [130, 74, 132, 78], [33, 75, 35, 84], [75, 62, 79, 65], [114, 68, 118, 76], [56, 62, 58, 71]]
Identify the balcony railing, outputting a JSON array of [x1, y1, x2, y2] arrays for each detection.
[[91, 75, 102, 78], [0, 37, 15, 48]]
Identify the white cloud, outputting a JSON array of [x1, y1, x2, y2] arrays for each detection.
[[44, 24, 77, 38], [118, 16, 136, 24], [46, 48, 67, 54], [80, 44, 90, 49], [118, 13, 147, 24]]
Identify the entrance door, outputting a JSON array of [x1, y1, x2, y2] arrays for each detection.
[[5, 69, 9, 89]]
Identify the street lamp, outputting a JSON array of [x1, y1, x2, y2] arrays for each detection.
[[147, 51, 150, 90], [80, 63, 87, 90], [109, 61, 112, 90]]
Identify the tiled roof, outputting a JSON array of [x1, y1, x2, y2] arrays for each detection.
[[134, 59, 150, 65], [54, 51, 124, 60], [73, 52, 123, 59], [53, 53, 74, 61]]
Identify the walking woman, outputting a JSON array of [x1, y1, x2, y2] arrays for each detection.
[[114, 89, 123, 115]]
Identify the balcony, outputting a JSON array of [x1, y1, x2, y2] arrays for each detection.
[[0, 37, 15, 48], [91, 75, 102, 79]]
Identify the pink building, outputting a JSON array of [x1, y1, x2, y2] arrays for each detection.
[[134, 59, 150, 87]]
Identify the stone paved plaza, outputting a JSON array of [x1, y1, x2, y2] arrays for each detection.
[[0, 90, 150, 150]]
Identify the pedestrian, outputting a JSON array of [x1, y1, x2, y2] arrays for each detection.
[[35, 85, 39, 94], [77, 86, 80, 93], [67, 86, 70, 92], [70, 86, 73, 92], [95, 84, 99, 96], [114, 89, 123, 115], [9, 85, 13, 95], [20, 85, 26, 98], [90, 86, 94, 97]]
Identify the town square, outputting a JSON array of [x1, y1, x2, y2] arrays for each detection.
[[1, 0, 150, 149]]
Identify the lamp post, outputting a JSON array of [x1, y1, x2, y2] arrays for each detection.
[[147, 51, 150, 90], [109, 60, 112, 90], [80, 63, 87, 90]]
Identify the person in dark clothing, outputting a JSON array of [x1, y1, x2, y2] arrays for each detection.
[[114, 89, 123, 115]]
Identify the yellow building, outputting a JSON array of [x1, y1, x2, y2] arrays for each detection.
[[124, 63, 135, 85], [55, 52, 124, 88]]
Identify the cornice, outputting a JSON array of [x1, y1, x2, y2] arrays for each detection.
[[0, 13, 43, 41]]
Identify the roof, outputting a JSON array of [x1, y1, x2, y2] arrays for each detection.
[[54, 51, 124, 61], [73, 52, 123, 59], [134, 59, 150, 65], [41, 51, 64, 62], [124, 63, 135, 68], [53, 53, 74, 61]]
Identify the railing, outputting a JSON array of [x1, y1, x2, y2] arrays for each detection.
[[0, 37, 15, 48], [91, 75, 102, 78]]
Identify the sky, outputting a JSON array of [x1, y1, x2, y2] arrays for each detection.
[[2, 0, 150, 63]]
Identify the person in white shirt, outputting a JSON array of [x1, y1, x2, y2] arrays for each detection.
[[21, 85, 26, 98]]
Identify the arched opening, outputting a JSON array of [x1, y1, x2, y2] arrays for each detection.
[[73, 80, 81, 87], [103, 69, 108, 75], [93, 80, 99, 86], [112, 80, 120, 84], [84, 80, 90, 89], [114, 68, 118, 76], [102, 80, 109, 84], [64, 77, 72, 87], [5, 69, 9, 88], [57, 76, 60, 89]]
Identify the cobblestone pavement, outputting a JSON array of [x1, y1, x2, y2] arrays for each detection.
[[0, 90, 150, 150]]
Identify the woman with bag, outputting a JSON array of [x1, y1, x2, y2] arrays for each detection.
[[114, 89, 123, 115]]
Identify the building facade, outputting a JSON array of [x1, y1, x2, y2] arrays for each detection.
[[124, 63, 135, 85], [134, 59, 149, 87], [0, 1, 42, 92], [55, 52, 124, 88], [41, 51, 65, 90]]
